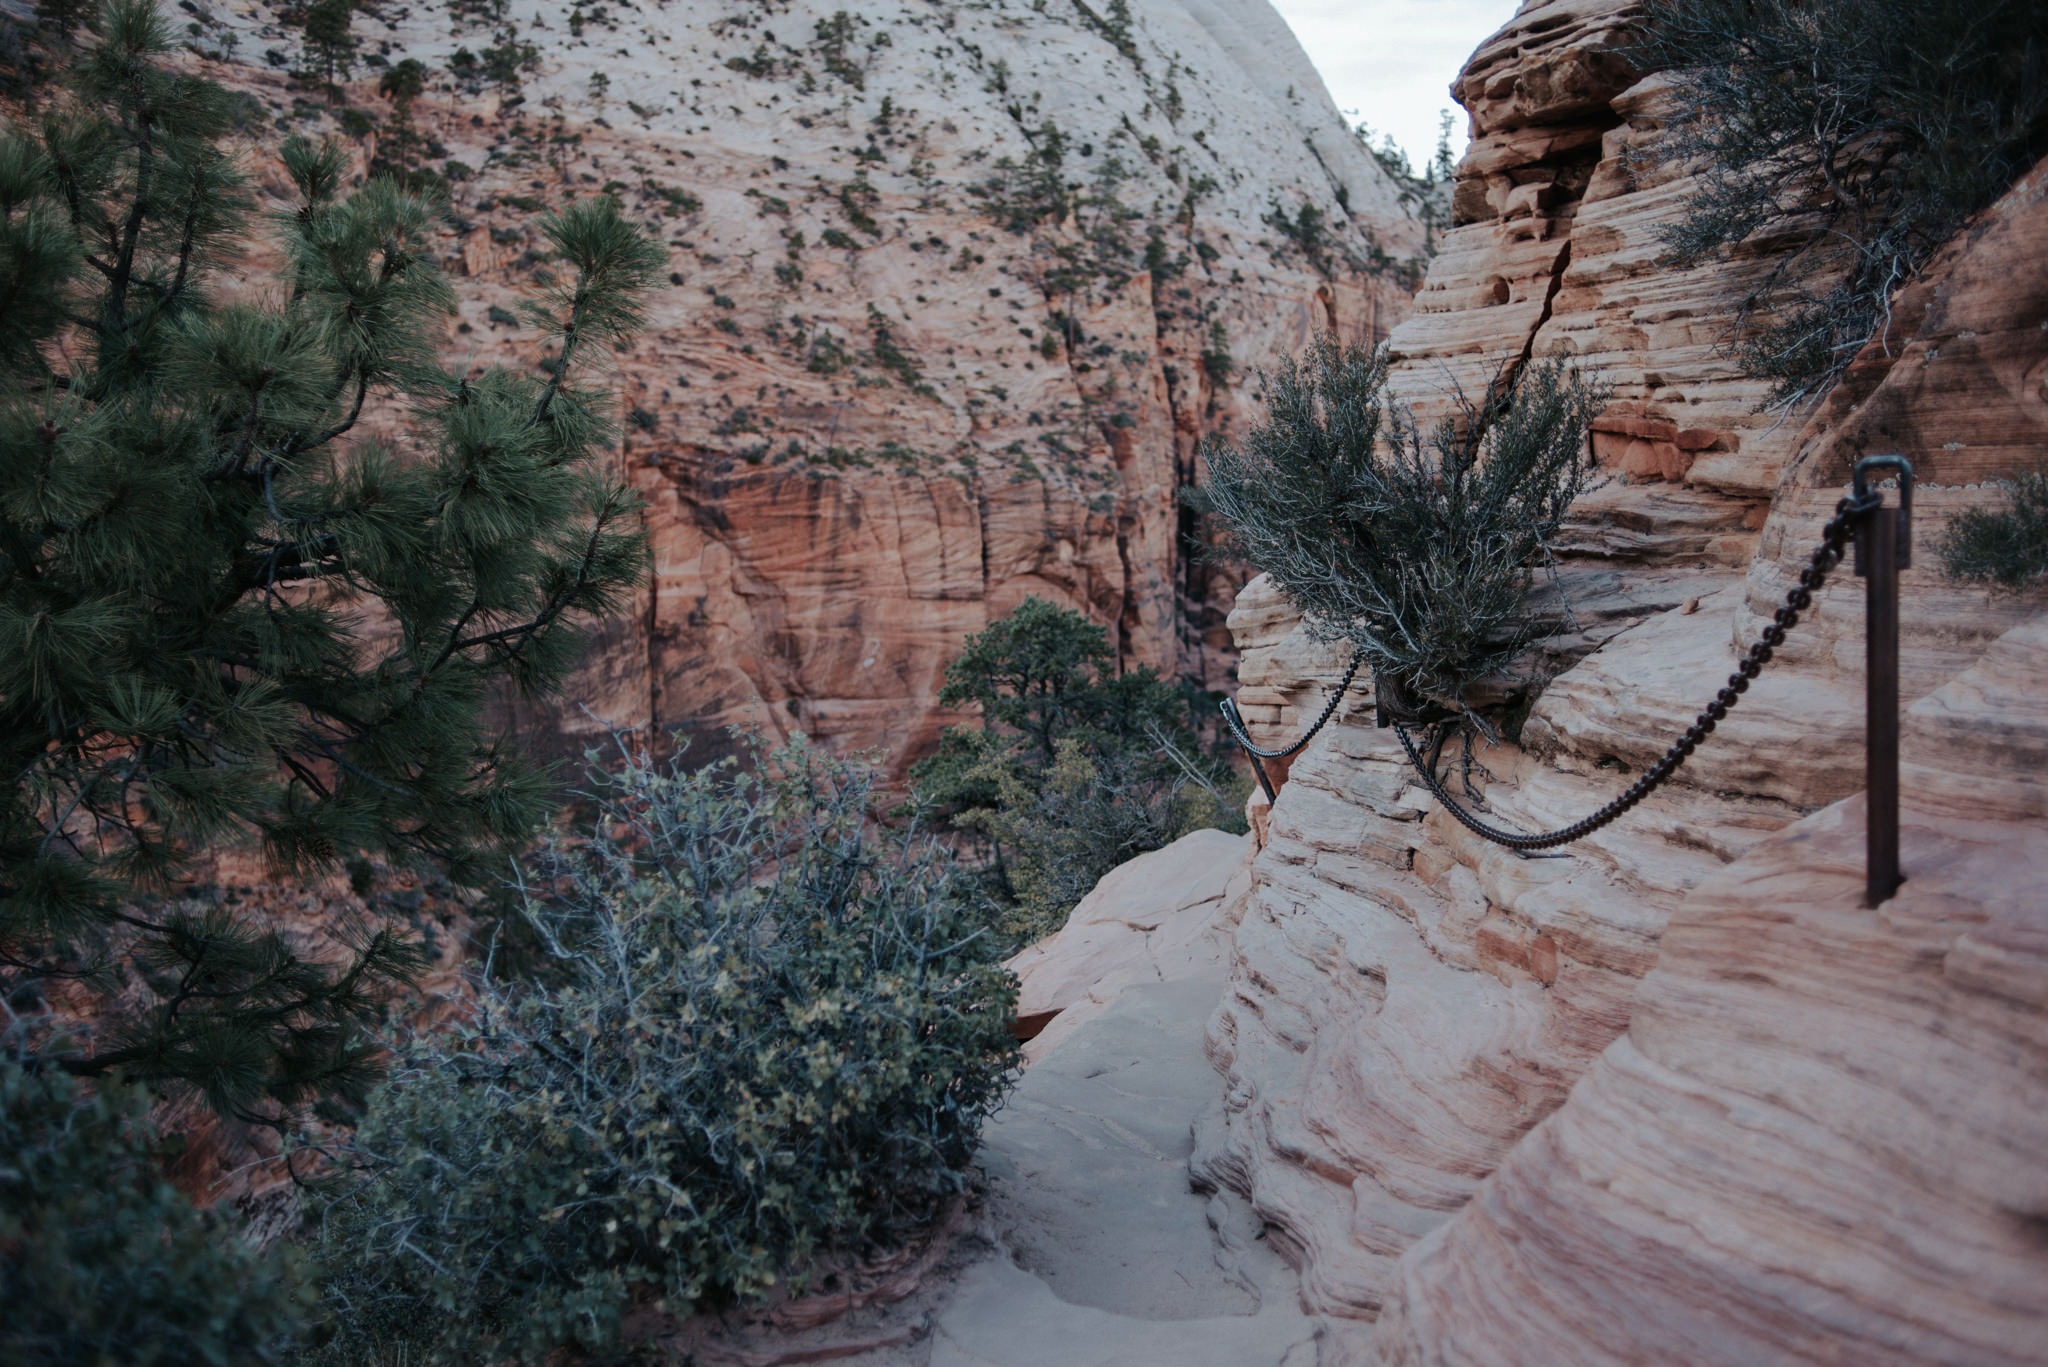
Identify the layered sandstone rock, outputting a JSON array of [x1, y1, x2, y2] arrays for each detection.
[[1194, 0, 2048, 1356], [197, 0, 1420, 770], [1006, 827, 1249, 1060], [1371, 616, 2048, 1367]]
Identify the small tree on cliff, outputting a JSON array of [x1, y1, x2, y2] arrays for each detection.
[[299, 0, 358, 90], [911, 598, 1243, 939], [0, 1, 663, 1125], [374, 56, 435, 187]]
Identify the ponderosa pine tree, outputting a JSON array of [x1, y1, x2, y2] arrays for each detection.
[[373, 57, 434, 187], [0, 1, 662, 1124], [299, 0, 358, 88], [910, 598, 1243, 939]]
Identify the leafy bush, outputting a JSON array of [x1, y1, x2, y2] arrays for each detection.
[[1637, 0, 2048, 406], [1942, 467, 2048, 587], [912, 599, 1244, 941], [305, 738, 1018, 1366], [1189, 339, 1602, 718], [0, 1044, 308, 1365]]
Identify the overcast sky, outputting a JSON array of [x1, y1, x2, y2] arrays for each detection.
[[1267, 0, 1521, 173]]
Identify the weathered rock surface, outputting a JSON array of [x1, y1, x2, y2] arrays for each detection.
[[1007, 827, 1247, 1059], [1194, 0, 2048, 1357], [950, 976, 1319, 1366], [197, 0, 1420, 771], [1371, 615, 2048, 1367]]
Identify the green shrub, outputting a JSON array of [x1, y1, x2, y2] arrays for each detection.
[[1189, 339, 1603, 718], [0, 2, 660, 1122], [975, 739, 1233, 931], [1942, 467, 2048, 587], [0, 1046, 308, 1365], [1262, 199, 1334, 277], [305, 737, 1018, 1366], [1637, 0, 2048, 407], [912, 598, 1245, 942]]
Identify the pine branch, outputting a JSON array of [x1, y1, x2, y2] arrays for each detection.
[[102, 73, 155, 333]]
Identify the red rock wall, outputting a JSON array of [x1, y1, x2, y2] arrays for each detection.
[[1197, 3, 2048, 1360], [190, 0, 1422, 772]]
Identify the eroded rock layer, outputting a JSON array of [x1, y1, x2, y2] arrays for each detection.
[[196, 0, 1420, 770], [1194, 1, 2048, 1358], [1371, 619, 2048, 1367]]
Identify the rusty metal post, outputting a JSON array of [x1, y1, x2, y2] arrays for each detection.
[[1853, 455, 1912, 907]]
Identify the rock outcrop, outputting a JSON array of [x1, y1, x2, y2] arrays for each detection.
[[1193, 1, 2048, 1359], [1007, 827, 1248, 1059], [1371, 616, 2048, 1367], [195, 0, 1421, 771]]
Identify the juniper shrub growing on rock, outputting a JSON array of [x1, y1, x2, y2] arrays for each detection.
[[1190, 339, 1603, 719]]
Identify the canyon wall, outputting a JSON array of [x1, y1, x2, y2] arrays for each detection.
[[1194, 2, 2048, 1361], [195, 0, 1421, 771]]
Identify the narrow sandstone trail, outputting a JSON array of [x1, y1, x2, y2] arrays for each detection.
[[929, 831, 1326, 1367], [930, 975, 1318, 1367], [678, 831, 1338, 1367]]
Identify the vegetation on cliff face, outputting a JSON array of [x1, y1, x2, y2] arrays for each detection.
[[307, 738, 1017, 1365], [1353, 110, 1456, 263], [912, 598, 1244, 941], [1639, 0, 2048, 407], [1943, 468, 2048, 588], [0, 2, 659, 1122], [1191, 339, 1603, 718]]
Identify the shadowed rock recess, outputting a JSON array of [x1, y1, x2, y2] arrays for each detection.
[[193, 0, 1422, 772], [1199, 2, 2048, 1364]]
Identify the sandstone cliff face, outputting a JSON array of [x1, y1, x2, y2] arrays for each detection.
[[1371, 617, 2048, 1367], [201, 0, 1419, 770], [1193, 2, 2048, 1359]]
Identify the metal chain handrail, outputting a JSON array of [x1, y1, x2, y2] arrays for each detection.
[[1217, 646, 1367, 761], [1392, 491, 1879, 850], [1223, 491, 1883, 851]]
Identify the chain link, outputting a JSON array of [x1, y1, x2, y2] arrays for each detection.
[[1217, 646, 1367, 761], [1223, 493, 1881, 852]]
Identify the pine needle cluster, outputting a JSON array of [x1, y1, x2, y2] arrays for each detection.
[[0, 1, 664, 1123], [1190, 339, 1603, 717]]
